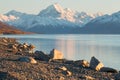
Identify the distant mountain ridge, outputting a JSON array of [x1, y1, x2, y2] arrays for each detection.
[[0, 21, 30, 34], [0, 3, 120, 34], [81, 11, 120, 34]]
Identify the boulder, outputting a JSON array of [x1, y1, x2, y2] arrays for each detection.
[[18, 56, 37, 64], [100, 67, 118, 73], [90, 56, 104, 71], [34, 51, 50, 61], [49, 49, 63, 60], [74, 60, 89, 67]]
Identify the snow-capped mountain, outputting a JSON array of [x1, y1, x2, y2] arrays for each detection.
[[80, 11, 120, 34], [0, 3, 103, 34], [90, 11, 120, 23], [39, 3, 102, 25], [0, 14, 17, 22]]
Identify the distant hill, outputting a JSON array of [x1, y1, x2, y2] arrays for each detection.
[[0, 21, 30, 34]]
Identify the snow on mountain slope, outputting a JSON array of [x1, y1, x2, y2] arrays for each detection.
[[39, 3, 102, 25], [90, 11, 120, 23], [0, 3, 103, 33], [0, 14, 17, 22], [80, 11, 120, 34]]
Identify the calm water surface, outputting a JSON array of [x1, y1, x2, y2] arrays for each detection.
[[1, 34, 120, 70]]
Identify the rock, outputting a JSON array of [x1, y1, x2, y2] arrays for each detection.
[[100, 67, 118, 73], [62, 70, 72, 76], [34, 51, 50, 61], [18, 56, 37, 64], [115, 72, 120, 80], [65, 60, 74, 64], [79, 75, 95, 80], [49, 49, 63, 60], [23, 43, 29, 50], [74, 60, 89, 67], [85, 75, 95, 80], [56, 66, 72, 76], [2, 38, 8, 43], [28, 44, 35, 50], [55, 66, 67, 71], [59, 76, 65, 80], [0, 71, 17, 79], [90, 56, 104, 71]]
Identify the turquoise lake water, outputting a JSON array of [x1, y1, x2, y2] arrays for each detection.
[[1, 34, 120, 70]]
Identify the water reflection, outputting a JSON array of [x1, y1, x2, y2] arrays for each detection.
[[55, 39, 75, 60]]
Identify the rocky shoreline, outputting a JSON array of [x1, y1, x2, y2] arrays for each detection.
[[0, 37, 120, 80]]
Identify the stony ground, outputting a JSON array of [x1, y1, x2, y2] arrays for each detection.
[[0, 38, 118, 80]]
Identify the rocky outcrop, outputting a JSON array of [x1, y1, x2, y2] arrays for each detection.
[[34, 51, 50, 61], [49, 49, 64, 59], [90, 56, 104, 71], [18, 56, 37, 64]]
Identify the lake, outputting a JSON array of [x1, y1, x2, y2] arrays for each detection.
[[1, 34, 120, 70]]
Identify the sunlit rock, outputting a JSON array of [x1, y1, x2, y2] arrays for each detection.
[[49, 49, 64, 59], [90, 56, 104, 71], [18, 56, 37, 64]]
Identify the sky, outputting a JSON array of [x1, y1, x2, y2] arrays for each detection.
[[0, 0, 120, 14]]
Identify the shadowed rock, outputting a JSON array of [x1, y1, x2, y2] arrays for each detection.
[[100, 67, 118, 73], [115, 72, 120, 80], [18, 56, 37, 64], [80, 75, 95, 80], [0, 71, 17, 80], [74, 60, 89, 67], [34, 51, 50, 61], [90, 56, 104, 71]]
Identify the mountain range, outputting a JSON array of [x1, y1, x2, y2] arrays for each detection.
[[0, 3, 120, 34]]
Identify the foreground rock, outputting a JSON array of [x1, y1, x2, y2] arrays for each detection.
[[90, 56, 104, 71], [49, 49, 64, 60], [34, 51, 50, 61], [100, 67, 118, 73], [18, 56, 37, 64], [80, 75, 95, 80], [74, 60, 90, 67], [0, 71, 17, 80], [56, 66, 72, 76], [115, 72, 120, 80]]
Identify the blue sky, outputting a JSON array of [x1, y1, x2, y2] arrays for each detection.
[[0, 0, 120, 14]]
